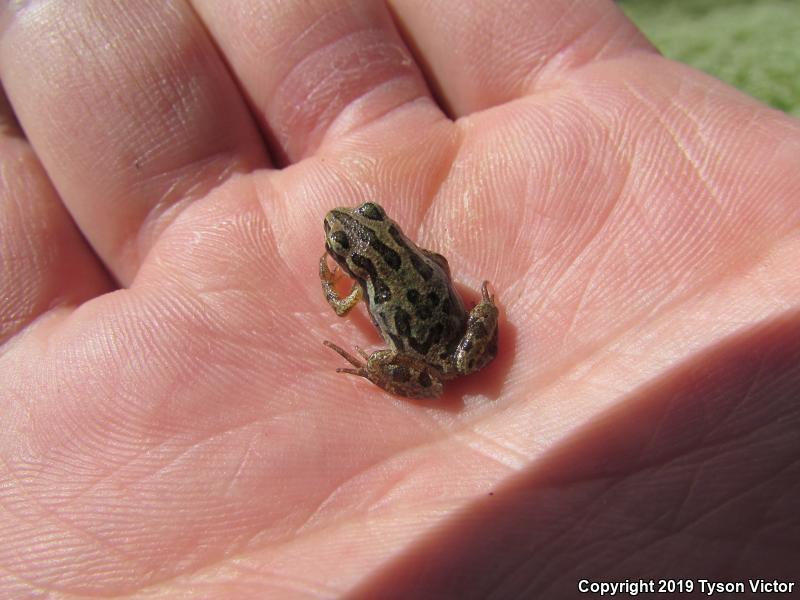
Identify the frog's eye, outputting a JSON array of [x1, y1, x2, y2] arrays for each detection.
[[329, 230, 350, 251], [357, 202, 384, 221]]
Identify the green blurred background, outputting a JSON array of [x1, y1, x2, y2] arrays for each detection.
[[618, 0, 800, 117]]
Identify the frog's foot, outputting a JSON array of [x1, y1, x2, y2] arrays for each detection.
[[453, 280, 499, 375], [319, 254, 344, 281], [322, 341, 367, 376], [320, 255, 361, 316], [480, 280, 494, 303], [323, 342, 443, 399]]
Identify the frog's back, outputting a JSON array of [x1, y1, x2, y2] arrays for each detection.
[[324, 202, 469, 374], [366, 262, 468, 373], [322, 202, 500, 397]]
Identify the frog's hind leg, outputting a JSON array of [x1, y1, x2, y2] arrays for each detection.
[[454, 281, 499, 375], [364, 351, 444, 399], [323, 342, 443, 399]]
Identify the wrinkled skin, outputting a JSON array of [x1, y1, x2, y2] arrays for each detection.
[[1, 1, 798, 598]]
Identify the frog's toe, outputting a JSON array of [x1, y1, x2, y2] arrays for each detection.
[[323, 340, 365, 369], [336, 366, 369, 378], [481, 280, 494, 302], [352, 345, 370, 360]]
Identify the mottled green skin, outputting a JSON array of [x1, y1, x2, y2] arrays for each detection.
[[320, 202, 498, 399]]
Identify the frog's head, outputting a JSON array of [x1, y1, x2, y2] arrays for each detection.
[[323, 202, 390, 277]]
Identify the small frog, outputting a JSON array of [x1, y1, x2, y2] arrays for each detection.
[[320, 202, 498, 399]]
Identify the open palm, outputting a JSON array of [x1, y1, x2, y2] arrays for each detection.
[[2, 1, 798, 597]]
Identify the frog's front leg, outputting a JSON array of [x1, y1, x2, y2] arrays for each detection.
[[320, 254, 362, 316], [453, 281, 499, 374], [323, 342, 444, 399]]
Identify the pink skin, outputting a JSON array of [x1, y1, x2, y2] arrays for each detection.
[[1, 1, 798, 597]]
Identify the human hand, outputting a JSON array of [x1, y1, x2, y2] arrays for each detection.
[[1, 1, 798, 597]]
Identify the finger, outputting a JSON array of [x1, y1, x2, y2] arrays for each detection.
[[191, 0, 444, 163], [0, 89, 112, 344], [0, 1, 268, 285], [388, 0, 654, 117]]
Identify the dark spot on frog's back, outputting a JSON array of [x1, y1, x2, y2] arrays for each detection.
[[351, 253, 392, 304], [440, 314, 458, 339], [418, 371, 432, 389], [391, 365, 410, 382], [350, 253, 378, 279], [440, 297, 451, 315], [395, 308, 412, 337], [388, 226, 406, 247], [369, 234, 401, 270], [430, 322, 444, 345], [416, 305, 432, 320], [406, 289, 420, 304], [409, 253, 433, 281], [409, 322, 443, 355], [373, 282, 392, 304], [388, 225, 432, 279]]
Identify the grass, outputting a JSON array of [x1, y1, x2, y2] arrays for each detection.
[[618, 0, 800, 116]]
